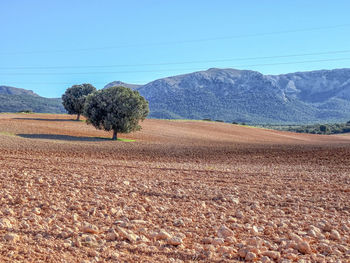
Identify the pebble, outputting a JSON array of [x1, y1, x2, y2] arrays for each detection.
[[330, 229, 341, 240], [167, 237, 183, 246], [245, 251, 257, 261], [130, 219, 148, 225], [263, 250, 281, 260], [4, 233, 19, 243], [4, 209, 14, 216], [116, 226, 138, 243], [0, 218, 13, 229], [72, 213, 79, 221], [87, 249, 98, 257], [32, 207, 41, 215], [250, 225, 259, 235], [297, 240, 311, 254], [289, 233, 302, 243], [285, 252, 298, 260], [202, 237, 212, 244], [261, 256, 272, 263], [238, 247, 248, 258], [81, 234, 97, 246], [211, 238, 225, 246], [105, 230, 118, 241], [154, 230, 172, 240], [173, 218, 185, 227], [63, 239, 72, 248], [217, 225, 234, 238], [235, 210, 244, 218], [82, 223, 99, 234]]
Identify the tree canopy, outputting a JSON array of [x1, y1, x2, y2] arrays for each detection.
[[62, 84, 96, 120], [83, 86, 149, 140]]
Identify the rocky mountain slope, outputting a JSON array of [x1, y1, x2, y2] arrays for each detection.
[[106, 68, 350, 124], [0, 85, 38, 96], [0, 86, 65, 113], [3, 67, 350, 123]]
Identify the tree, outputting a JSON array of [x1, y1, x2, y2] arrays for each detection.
[[62, 84, 96, 120], [319, 124, 330, 134], [83, 86, 149, 140]]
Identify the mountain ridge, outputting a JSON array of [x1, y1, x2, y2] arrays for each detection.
[[0, 85, 65, 113], [2, 67, 350, 123], [105, 67, 350, 124], [0, 85, 39, 96]]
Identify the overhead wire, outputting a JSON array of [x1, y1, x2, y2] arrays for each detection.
[[1, 57, 350, 76], [1, 49, 350, 70], [0, 23, 349, 55]]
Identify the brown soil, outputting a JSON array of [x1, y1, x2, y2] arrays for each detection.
[[0, 113, 349, 262]]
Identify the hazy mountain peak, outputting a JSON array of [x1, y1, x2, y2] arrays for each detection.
[[0, 86, 38, 96], [104, 81, 142, 90]]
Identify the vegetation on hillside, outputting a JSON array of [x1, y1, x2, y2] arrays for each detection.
[[135, 68, 350, 124], [0, 94, 65, 113], [263, 121, 350, 135]]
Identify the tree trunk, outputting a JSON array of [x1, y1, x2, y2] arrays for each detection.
[[112, 130, 117, 140], [76, 113, 80, 121]]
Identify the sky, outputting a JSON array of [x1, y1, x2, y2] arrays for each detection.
[[1, 0, 350, 97]]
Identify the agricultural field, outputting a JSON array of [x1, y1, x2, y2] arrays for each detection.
[[0, 113, 350, 262]]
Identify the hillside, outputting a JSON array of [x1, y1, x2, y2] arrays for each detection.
[[0, 85, 38, 96], [107, 68, 350, 124], [0, 86, 65, 113], [2, 113, 349, 145], [3, 67, 350, 122]]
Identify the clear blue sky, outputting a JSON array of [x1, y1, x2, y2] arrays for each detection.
[[1, 0, 350, 97]]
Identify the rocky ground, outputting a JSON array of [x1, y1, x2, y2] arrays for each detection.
[[0, 113, 349, 262]]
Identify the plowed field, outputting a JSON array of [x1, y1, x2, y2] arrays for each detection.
[[0, 113, 349, 262]]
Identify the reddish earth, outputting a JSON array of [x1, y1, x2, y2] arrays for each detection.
[[0, 113, 349, 262]]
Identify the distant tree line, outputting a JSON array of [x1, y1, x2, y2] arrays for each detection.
[[269, 122, 350, 135], [62, 84, 149, 140]]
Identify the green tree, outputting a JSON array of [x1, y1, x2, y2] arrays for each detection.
[[319, 124, 330, 134], [62, 84, 96, 120], [84, 86, 149, 140]]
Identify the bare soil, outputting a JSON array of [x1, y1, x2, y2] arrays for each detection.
[[0, 113, 349, 262]]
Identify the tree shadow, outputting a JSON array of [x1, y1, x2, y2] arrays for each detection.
[[13, 118, 78, 122], [17, 133, 109, 141]]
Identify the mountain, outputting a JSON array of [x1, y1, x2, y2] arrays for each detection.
[[106, 68, 350, 124], [0, 85, 39, 96], [0, 86, 65, 113], [3, 67, 350, 123], [103, 81, 142, 90]]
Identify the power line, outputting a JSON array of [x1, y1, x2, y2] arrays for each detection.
[[1, 57, 350, 76], [0, 67, 206, 75], [1, 23, 349, 55], [242, 57, 350, 68], [1, 81, 147, 86], [1, 81, 112, 85], [1, 49, 350, 70]]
